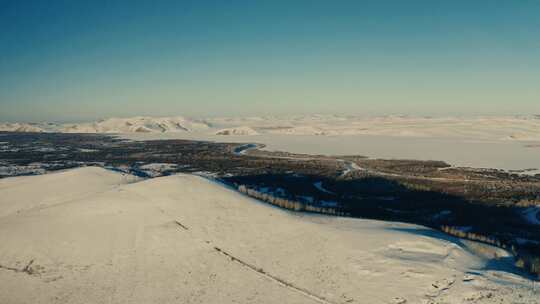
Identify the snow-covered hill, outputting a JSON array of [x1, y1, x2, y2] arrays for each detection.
[[215, 126, 259, 136], [0, 117, 212, 133], [0, 122, 46, 133], [60, 116, 210, 133], [0, 167, 536, 303]]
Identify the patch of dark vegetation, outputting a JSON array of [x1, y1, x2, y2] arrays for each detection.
[[224, 174, 540, 278]]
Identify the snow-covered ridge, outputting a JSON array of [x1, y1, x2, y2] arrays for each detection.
[[0, 117, 211, 134], [62, 116, 211, 133], [0, 122, 47, 133], [1, 115, 540, 140]]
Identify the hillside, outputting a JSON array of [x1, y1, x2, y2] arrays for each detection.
[[0, 168, 537, 303]]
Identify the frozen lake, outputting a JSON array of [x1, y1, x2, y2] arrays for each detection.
[[122, 132, 540, 171]]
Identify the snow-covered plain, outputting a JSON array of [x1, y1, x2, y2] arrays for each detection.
[[0, 167, 537, 304]]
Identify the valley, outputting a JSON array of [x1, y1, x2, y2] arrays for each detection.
[[1, 131, 539, 278]]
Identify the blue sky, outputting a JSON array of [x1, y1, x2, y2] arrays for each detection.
[[1, 0, 539, 122]]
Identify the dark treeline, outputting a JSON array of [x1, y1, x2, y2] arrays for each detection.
[[237, 184, 348, 216], [226, 174, 540, 278]]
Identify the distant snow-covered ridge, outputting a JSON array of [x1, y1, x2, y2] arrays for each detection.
[[61, 117, 211, 133], [0, 122, 47, 133], [1, 115, 540, 140], [0, 117, 211, 134]]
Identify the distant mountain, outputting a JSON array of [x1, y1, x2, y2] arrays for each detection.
[[1, 115, 539, 141], [0, 117, 211, 134], [60, 117, 211, 133], [0, 122, 46, 133]]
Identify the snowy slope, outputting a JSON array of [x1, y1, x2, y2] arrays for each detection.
[[0, 168, 536, 304], [0, 167, 140, 218]]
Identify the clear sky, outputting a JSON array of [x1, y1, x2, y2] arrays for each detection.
[[1, 0, 539, 122]]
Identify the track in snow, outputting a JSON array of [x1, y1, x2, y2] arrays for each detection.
[[212, 246, 338, 304], [172, 219, 339, 304]]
